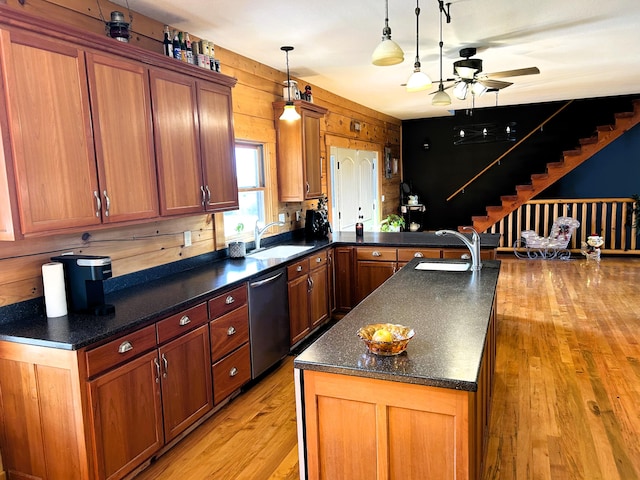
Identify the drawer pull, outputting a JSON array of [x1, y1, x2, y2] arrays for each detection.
[[372, 251, 382, 257], [225, 296, 235, 305], [315, 257, 322, 263], [227, 326, 236, 336], [414, 252, 424, 258], [229, 367, 238, 377], [118, 341, 133, 354], [179, 315, 191, 326], [296, 265, 303, 272]]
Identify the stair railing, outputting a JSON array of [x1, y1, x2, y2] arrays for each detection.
[[447, 100, 575, 202], [490, 197, 639, 254]]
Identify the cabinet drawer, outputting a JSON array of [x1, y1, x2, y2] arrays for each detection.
[[86, 324, 157, 378], [156, 303, 208, 344], [287, 258, 310, 280], [356, 247, 397, 262], [208, 284, 247, 319], [210, 304, 249, 362], [212, 343, 251, 405], [308, 249, 328, 270], [397, 248, 441, 262]]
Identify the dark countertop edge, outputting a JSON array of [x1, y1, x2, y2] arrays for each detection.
[[0, 231, 501, 351], [292, 360, 478, 392]]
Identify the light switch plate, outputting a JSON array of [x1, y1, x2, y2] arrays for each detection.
[[278, 213, 286, 223], [183, 231, 192, 247]]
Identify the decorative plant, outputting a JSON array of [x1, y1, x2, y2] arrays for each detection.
[[235, 222, 245, 235], [380, 214, 405, 232]]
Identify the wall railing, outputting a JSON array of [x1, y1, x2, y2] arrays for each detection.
[[489, 197, 639, 254]]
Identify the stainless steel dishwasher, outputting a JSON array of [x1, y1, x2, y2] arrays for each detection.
[[248, 267, 290, 379]]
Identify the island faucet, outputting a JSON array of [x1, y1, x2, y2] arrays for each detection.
[[435, 226, 482, 271], [254, 220, 285, 250]]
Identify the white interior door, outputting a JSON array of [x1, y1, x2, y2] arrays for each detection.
[[331, 147, 377, 232]]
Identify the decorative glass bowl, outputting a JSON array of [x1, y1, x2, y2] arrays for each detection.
[[357, 323, 415, 356]]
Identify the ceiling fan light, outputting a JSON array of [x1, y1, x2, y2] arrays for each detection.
[[453, 81, 468, 100], [432, 85, 451, 106], [406, 69, 432, 92], [455, 66, 477, 80], [372, 37, 404, 66], [472, 82, 488, 96], [279, 103, 301, 121]]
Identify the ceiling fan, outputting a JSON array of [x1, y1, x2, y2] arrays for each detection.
[[445, 47, 540, 100]]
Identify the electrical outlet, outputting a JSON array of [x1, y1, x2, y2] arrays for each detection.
[[183, 231, 192, 247], [296, 210, 301, 221], [381, 195, 385, 202], [278, 213, 286, 223]]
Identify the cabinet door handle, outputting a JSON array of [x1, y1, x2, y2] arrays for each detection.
[[162, 353, 168, 378], [306, 182, 310, 194], [227, 326, 236, 336], [118, 341, 133, 354], [205, 185, 211, 205], [154, 358, 161, 383], [93, 191, 101, 217], [414, 252, 424, 258], [225, 295, 235, 305], [296, 265, 303, 272], [200, 186, 206, 206], [103, 190, 110, 217], [372, 251, 381, 257], [179, 315, 191, 326], [229, 367, 238, 377], [307, 276, 313, 292]]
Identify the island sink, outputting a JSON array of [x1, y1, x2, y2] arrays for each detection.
[[248, 245, 313, 260], [414, 260, 471, 272]]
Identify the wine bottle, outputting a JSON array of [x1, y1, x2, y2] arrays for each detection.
[[185, 33, 194, 64], [163, 25, 172, 58], [172, 31, 181, 60], [356, 208, 364, 237]]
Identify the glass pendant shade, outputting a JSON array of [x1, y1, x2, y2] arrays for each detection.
[[453, 81, 468, 100], [432, 84, 451, 106], [279, 103, 301, 121], [472, 82, 488, 96], [406, 68, 432, 92], [372, 37, 404, 66]]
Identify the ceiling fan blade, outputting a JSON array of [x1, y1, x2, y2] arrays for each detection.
[[484, 67, 540, 78], [479, 79, 513, 90]]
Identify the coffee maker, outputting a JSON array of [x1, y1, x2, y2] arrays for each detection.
[[305, 196, 331, 239], [50, 255, 115, 315]]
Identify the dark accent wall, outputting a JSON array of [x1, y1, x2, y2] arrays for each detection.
[[402, 95, 640, 230]]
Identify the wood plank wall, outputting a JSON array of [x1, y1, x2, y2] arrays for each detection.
[[0, 0, 402, 308]]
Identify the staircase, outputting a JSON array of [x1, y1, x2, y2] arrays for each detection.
[[470, 99, 640, 233]]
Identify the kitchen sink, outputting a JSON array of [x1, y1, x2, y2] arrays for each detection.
[[249, 245, 314, 260], [414, 261, 471, 272]]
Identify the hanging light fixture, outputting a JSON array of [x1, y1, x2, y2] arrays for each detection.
[[432, 1, 451, 106], [406, 0, 431, 92], [279, 46, 301, 122], [372, 0, 404, 66]]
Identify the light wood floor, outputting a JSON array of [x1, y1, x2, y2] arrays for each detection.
[[135, 256, 640, 480]]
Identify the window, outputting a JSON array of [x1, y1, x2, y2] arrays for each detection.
[[223, 143, 266, 238]]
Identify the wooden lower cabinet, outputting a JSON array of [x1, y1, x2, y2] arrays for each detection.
[[299, 300, 497, 480], [332, 246, 354, 314], [355, 247, 398, 304], [88, 350, 164, 480], [288, 249, 330, 346]]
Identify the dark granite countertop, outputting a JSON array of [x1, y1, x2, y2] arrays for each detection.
[[294, 257, 501, 391], [0, 231, 500, 351]]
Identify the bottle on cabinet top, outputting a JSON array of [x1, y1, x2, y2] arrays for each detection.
[[356, 207, 364, 237]]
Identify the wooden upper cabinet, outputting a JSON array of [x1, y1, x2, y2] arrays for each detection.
[[273, 100, 328, 202], [0, 28, 100, 235], [86, 53, 159, 223], [150, 68, 203, 216], [197, 81, 238, 212]]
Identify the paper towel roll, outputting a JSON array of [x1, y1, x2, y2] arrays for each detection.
[[42, 262, 67, 317]]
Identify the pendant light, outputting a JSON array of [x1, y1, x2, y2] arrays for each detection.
[[432, 1, 451, 106], [406, 0, 431, 92], [372, 0, 404, 66], [279, 46, 301, 122]]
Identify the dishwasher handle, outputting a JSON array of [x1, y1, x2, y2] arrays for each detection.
[[249, 272, 284, 288]]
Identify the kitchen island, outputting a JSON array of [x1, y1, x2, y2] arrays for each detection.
[[294, 257, 501, 480]]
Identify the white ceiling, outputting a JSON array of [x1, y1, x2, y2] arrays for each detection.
[[118, 0, 640, 120]]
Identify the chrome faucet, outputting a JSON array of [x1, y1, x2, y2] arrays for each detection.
[[254, 220, 285, 250], [435, 226, 482, 271]]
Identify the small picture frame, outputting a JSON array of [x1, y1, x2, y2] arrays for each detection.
[[384, 147, 392, 179]]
